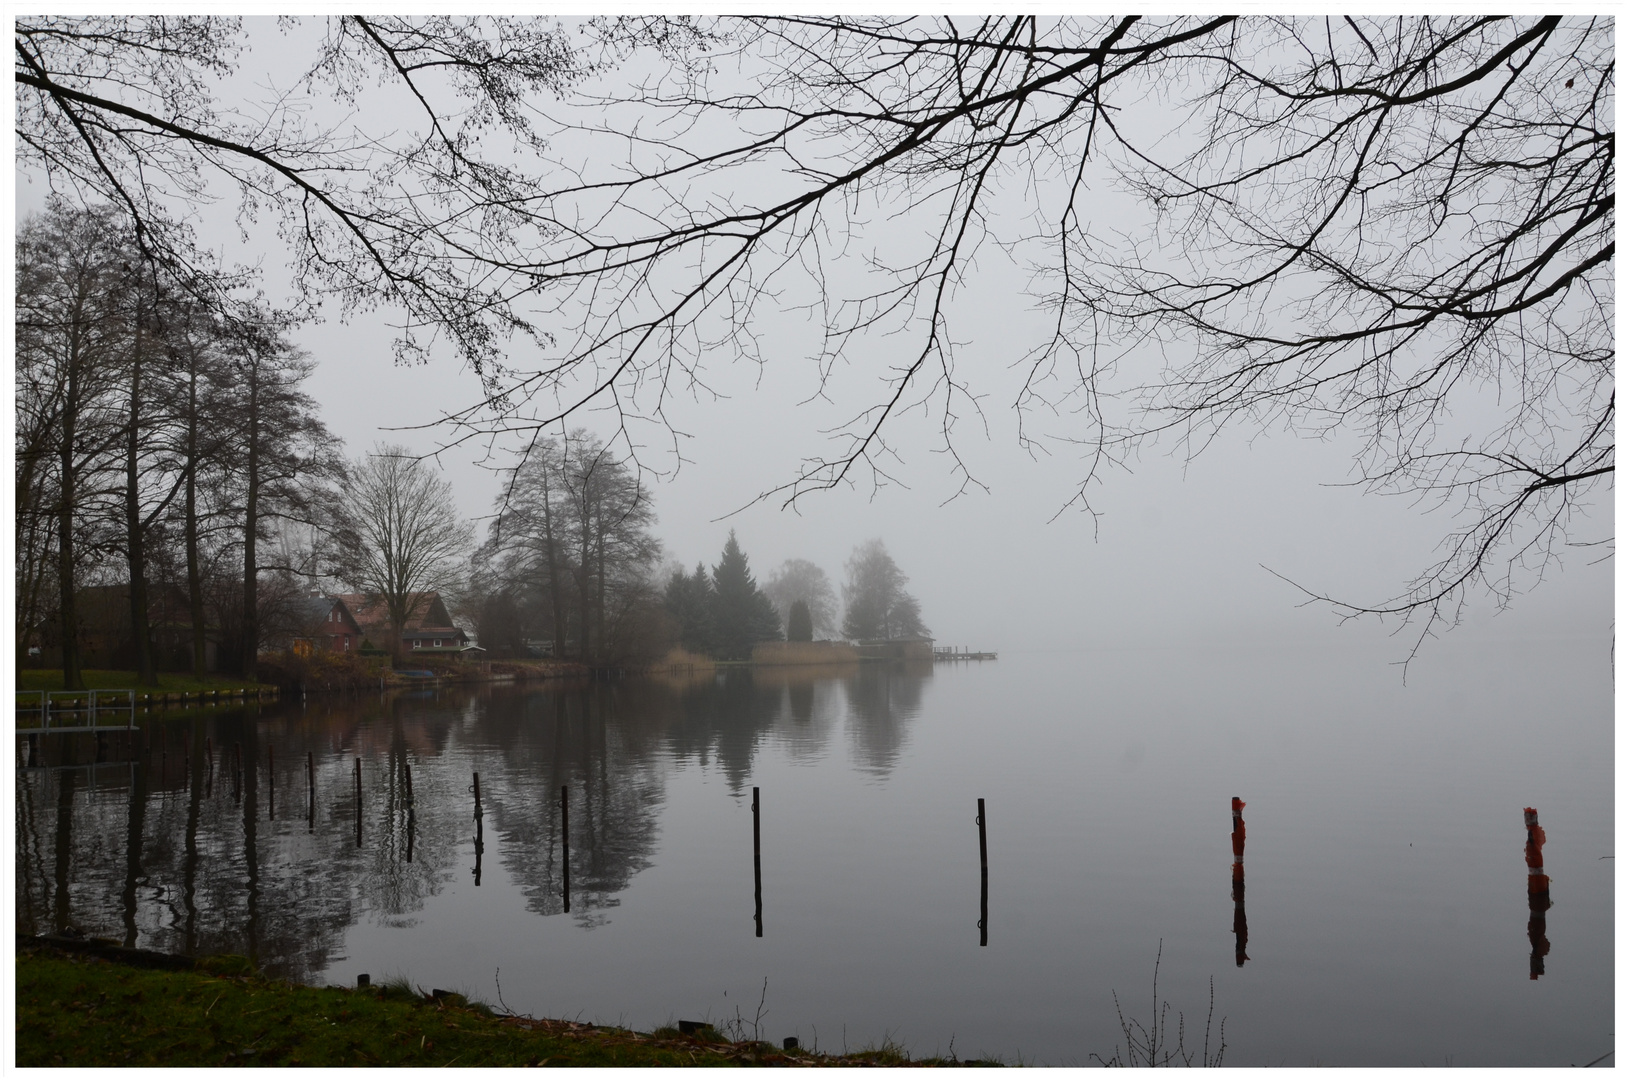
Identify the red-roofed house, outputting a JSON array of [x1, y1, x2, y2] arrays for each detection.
[[333, 592, 473, 655]]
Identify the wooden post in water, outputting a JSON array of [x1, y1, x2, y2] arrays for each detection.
[[753, 786, 763, 938], [561, 785, 571, 914], [307, 751, 315, 833], [205, 737, 213, 797], [1524, 807, 1551, 980], [267, 745, 275, 820], [232, 743, 242, 804], [473, 771, 482, 817], [1231, 797, 1248, 967], [354, 757, 362, 847], [977, 798, 988, 947]]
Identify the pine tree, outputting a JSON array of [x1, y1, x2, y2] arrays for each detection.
[[786, 599, 813, 642], [664, 562, 716, 655], [710, 531, 782, 659]]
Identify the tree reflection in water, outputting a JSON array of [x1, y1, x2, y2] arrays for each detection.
[[14, 663, 934, 977], [845, 661, 931, 775]]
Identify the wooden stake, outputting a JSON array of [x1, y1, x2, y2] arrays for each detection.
[[753, 786, 764, 938], [977, 798, 988, 947], [561, 785, 571, 914]]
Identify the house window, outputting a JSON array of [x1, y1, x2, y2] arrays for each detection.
[[433, 639, 442, 648], [412, 640, 421, 649], [343, 637, 350, 651]]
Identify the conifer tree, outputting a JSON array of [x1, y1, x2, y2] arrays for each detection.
[[709, 531, 782, 659], [663, 562, 716, 655], [786, 599, 813, 642]]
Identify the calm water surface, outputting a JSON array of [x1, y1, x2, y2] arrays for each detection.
[[15, 638, 1613, 1066]]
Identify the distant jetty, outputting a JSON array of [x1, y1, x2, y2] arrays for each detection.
[[933, 646, 997, 661]]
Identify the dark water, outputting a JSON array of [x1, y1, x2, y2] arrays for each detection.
[[15, 638, 1613, 1066]]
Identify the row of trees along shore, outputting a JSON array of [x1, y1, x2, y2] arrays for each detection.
[[14, 18, 1610, 668], [17, 220, 928, 689], [471, 429, 929, 664], [16, 204, 482, 689], [17, 205, 342, 689]]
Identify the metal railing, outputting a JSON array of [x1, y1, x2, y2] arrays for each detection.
[[15, 689, 138, 734]]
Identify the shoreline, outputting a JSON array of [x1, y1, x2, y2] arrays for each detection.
[[16, 935, 994, 1067]]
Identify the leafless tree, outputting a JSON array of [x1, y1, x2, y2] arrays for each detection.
[[18, 17, 1611, 650], [210, 321, 343, 676], [478, 430, 664, 663], [841, 539, 928, 642], [335, 444, 473, 660], [15, 204, 135, 687], [765, 559, 839, 640]]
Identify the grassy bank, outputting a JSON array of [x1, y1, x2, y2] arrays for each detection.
[[17, 943, 978, 1067], [16, 669, 272, 695]]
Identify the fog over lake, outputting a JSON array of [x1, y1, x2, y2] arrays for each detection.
[[13, 15, 1614, 1069], [18, 632, 1612, 1066]]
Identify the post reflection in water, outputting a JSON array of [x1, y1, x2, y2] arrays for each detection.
[[183, 728, 204, 955], [472, 771, 484, 887], [561, 785, 571, 914], [404, 759, 416, 865], [1524, 807, 1551, 980], [752, 786, 763, 938], [1231, 796, 1249, 967], [15, 665, 935, 979], [53, 765, 76, 933], [121, 759, 146, 947]]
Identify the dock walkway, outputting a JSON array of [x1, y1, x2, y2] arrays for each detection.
[[932, 647, 998, 661]]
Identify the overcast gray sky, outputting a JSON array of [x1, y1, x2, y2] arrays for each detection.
[[13, 16, 1613, 661]]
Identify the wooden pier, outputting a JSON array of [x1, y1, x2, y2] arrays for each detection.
[[932, 647, 998, 661]]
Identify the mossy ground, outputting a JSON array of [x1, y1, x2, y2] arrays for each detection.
[[17, 946, 974, 1067]]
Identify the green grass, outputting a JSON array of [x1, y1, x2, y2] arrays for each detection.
[[16, 947, 968, 1067], [15, 669, 272, 695]]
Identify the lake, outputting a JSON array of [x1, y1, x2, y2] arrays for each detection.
[[15, 636, 1614, 1066]]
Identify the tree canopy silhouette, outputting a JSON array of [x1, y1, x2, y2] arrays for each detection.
[[18, 16, 1612, 648]]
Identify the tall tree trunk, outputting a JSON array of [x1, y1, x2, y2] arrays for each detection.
[[184, 359, 207, 678], [15, 428, 51, 667], [125, 313, 157, 686], [577, 507, 592, 662], [240, 368, 260, 680], [57, 328, 84, 692], [596, 512, 608, 663], [543, 476, 565, 660]]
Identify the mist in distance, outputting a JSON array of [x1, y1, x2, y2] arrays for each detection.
[[15, 15, 1611, 658]]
